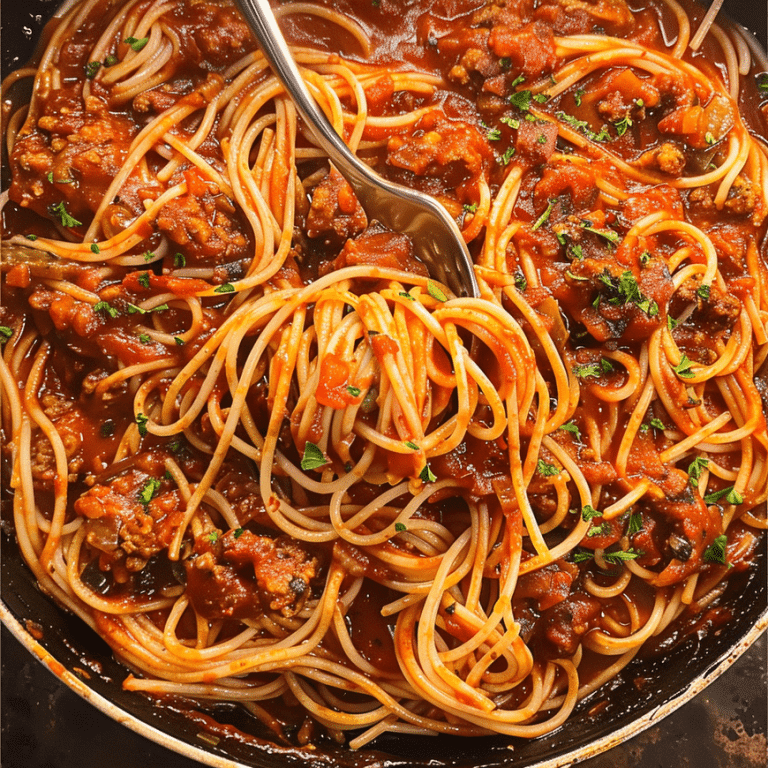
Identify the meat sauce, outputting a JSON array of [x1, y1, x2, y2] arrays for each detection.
[[2, 0, 767, 740]]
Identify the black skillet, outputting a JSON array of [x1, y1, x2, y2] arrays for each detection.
[[1, 1, 767, 766]]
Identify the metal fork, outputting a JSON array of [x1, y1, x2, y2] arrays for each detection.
[[234, 0, 480, 298]]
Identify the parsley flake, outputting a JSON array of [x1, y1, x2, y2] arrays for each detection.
[[50, 201, 82, 229], [136, 413, 149, 436], [687, 456, 709, 486], [346, 385, 361, 397], [627, 512, 643, 535], [394, 522, 407, 533], [125, 36, 149, 52], [93, 301, 119, 319], [301, 441, 328, 470], [704, 486, 743, 505], [137, 272, 151, 289], [85, 61, 101, 79], [703, 534, 728, 565], [531, 199, 555, 231], [173, 252, 186, 268], [427, 281, 448, 302], [672, 354, 696, 380], [214, 283, 235, 293], [138, 478, 162, 506], [420, 464, 437, 483], [536, 459, 561, 477]]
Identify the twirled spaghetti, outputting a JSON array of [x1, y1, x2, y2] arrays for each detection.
[[1, 0, 767, 749]]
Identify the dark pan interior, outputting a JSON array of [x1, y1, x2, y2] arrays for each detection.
[[2, 1, 767, 767]]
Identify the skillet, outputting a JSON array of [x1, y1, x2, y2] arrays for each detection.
[[1, 1, 767, 766]]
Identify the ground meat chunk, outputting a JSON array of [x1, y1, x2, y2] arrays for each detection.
[[515, 560, 579, 612], [724, 175, 759, 215], [675, 276, 741, 332], [306, 167, 367, 245], [688, 187, 716, 210], [185, 530, 317, 620], [387, 114, 491, 186], [640, 142, 686, 175], [156, 179, 250, 264], [488, 21, 558, 80], [75, 463, 182, 561], [331, 222, 428, 275], [536, 592, 601, 659], [515, 120, 559, 164], [9, 94, 137, 222]]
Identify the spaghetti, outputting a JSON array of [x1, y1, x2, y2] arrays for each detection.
[[1, 0, 767, 749]]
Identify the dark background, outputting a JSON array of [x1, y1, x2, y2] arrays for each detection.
[[2, 1, 767, 767]]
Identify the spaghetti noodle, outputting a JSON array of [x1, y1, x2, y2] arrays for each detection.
[[1, 0, 767, 749]]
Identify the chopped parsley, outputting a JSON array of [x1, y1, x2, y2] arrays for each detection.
[[85, 61, 101, 79], [581, 505, 603, 521], [233, 527, 245, 539], [559, 421, 581, 440], [394, 522, 407, 533], [398, 291, 415, 302], [0, 326, 13, 342], [639, 251, 651, 266], [301, 441, 327, 470], [627, 512, 643, 535], [667, 315, 679, 330], [25, 234, 38, 241], [138, 478, 162, 506], [588, 522, 611, 537], [100, 420, 115, 437], [137, 272, 151, 289], [598, 270, 658, 316], [510, 74, 525, 88], [463, 202, 478, 213], [208, 531, 219, 544], [143, 251, 155, 262], [572, 359, 613, 379], [555, 110, 610, 142], [531, 199, 555, 231], [536, 459, 561, 477], [136, 413, 149, 436], [427, 281, 448, 302], [487, 127, 501, 141], [93, 301, 119, 319], [703, 485, 743, 505], [574, 548, 642, 565], [697, 284, 711, 302], [500, 116, 520, 129], [498, 146, 516, 165], [509, 90, 532, 111], [649, 417, 666, 431], [672, 354, 696, 380], [125, 36, 149, 52], [533, 93, 549, 104], [138, 333, 151, 345], [346, 385, 361, 397], [420, 464, 437, 483], [90, 243, 100, 254], [582, 222, 621, 246], [499, 57, 511, 70], [703, 534, 728, 565], [404, 441, 419, 451], [214, 283, 235, 293], [574, 88, 585, 107], [50, 201, 82, 228], [173, 252, 186, 268], [514, 272, 527, 292], [687, 456, 709, 486], [615, 115, 633, 137], [104, 54, 118, 67], [174, 337, 184, 346]]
